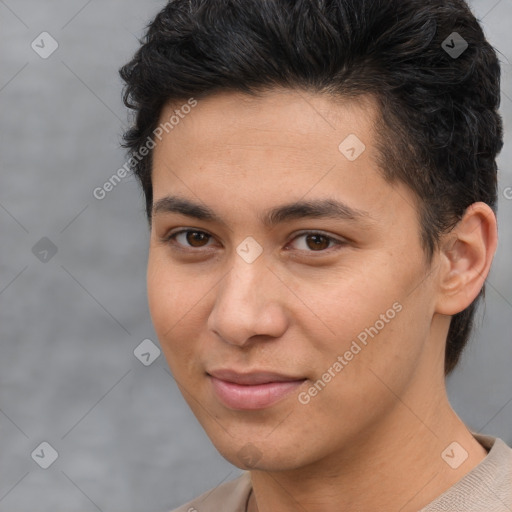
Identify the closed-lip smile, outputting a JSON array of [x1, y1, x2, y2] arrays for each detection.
[[207, 369, 307, 410]]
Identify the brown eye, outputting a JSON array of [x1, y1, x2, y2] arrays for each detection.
[[166, 229, 214, 249], [288, 231, 344, 253], [305, 234, 330, 251], [186, 231, 210, 247]]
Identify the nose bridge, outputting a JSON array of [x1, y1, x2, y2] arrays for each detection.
[[207, 251, 287, 345], [219, 253, 270, 318]]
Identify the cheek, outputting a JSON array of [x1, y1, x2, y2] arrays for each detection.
[[147, 254, 203, 366], [298, 256, 431, 390], [147, 257, 176, 335], [147, 252, 204, 329], [318, 285, 432, 413], [291, 262, 404, 351]]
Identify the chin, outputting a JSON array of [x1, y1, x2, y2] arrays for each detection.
[[208, 432, 311, 472]]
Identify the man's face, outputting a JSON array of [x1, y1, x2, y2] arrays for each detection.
[[148, 89, 441, 470]]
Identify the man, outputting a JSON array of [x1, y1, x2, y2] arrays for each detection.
[[119, 0, 511, 510]]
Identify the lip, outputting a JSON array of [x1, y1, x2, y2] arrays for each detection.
[[208, 369, 307, 410]]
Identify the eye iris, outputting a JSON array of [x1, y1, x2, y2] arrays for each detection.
[[186, 231, 209, 247], [306, 234, 329, 251]]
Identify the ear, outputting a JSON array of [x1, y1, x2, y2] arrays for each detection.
[[435, 202, 498, 315]]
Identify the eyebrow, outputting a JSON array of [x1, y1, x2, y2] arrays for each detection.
[[152, 195, 371, 227]]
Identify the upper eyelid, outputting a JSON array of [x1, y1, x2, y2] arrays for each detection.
[[164, 227, 215, 241]]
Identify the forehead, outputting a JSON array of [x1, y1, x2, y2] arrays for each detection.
[[151, 89, 419, 227], [155, 89, 378, 158]]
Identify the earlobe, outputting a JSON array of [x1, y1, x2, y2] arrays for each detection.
[[435, 202, 498, 315]]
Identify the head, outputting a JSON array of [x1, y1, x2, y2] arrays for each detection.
[[120, 0, 502, 470]]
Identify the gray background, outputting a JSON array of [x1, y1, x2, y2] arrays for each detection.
[[0, 0, 511, 511]]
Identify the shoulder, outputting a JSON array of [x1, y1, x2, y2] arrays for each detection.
[[169, 472, 252, 512]]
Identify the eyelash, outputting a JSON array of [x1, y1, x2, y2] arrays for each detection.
[[162, 229, 345, 254]]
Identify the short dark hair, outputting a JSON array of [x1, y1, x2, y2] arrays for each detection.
[[119, 0, 503, 375]]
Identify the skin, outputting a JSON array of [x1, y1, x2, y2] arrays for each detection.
[[147, 89, 497, 512]]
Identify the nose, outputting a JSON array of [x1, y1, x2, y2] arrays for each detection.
[[207, 255, 289, 347]]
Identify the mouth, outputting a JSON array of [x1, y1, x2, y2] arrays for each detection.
[[207, 369, 307, 410]]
